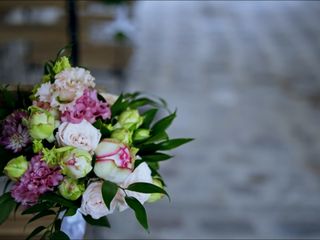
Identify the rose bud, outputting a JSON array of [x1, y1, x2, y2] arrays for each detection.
[[4, 156, 28, 181], [148, 178, 165, 203], [115, 109, 143, 130], [58, 177, 85, 200], [28, 106, 55, 141], [61, 148, 93, 179], [133, 129, 150, 142], [111, 128, 132, 145], [94, 139, 135, 184]]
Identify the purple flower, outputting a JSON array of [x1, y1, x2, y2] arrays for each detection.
[[11, 154, 63, 206], [61, 89, 111, 124], [0, 110, 31, 153]]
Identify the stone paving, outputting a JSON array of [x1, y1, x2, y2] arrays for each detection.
[[86, 1, 320, 239], [2, 1, 320, 239]]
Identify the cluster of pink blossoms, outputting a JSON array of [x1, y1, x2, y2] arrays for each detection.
[[11, 155, 63, 206], [61, 89, 111, 124]]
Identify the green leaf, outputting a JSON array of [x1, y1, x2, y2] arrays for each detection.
[[141, 109, 158, 128], [83, 214, 111, 228], [64, 208, 77, 217], [93, 119, 111, 137], [123, 91, 141, 100], [27, 210, 56, 224], [141, 153, 173, 162], [54, 219, 62, 231], [129, 98, 156, 109], [1, 89, 16, 109], [0, 109, 9, 120], [125, 196, 149, 231], [39, 193, 77, 209], [111, 94, 129, 116], [143, 131, 169, 144], [151, 112, 176, 135], [0, 193, 16, 225], [22, 202, 53, 215], [137, 143, 160, 155], [26, 226, 46, 240], [2, 178, 11, 194], [55, 44, 72, 61], [50, 230, 70, 240], [147, 162, 160, 171], [101, 180, 118, 210], [127, 182, 170, 200], [158, 138, 194, 150]]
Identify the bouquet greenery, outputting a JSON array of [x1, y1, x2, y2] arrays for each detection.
[[0, 50, 192, 239]]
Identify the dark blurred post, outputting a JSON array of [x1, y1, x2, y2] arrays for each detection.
[[67, 0, 79, 65]]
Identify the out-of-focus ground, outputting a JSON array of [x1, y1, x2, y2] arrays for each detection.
[[2, 1, 320, 239]]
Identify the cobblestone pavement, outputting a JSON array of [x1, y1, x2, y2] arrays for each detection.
[[86, 1, 320, 239]]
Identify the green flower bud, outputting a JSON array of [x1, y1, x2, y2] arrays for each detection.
[[148, 178, 165, 203], [4, 156, 28, 181], [133, 129, 150, 141], [53, 56, 71, 74], [116, 109, 143, 130], [28, 106, 55, 141], [111, 128, 132, 145], [61, 148, 92, 179], [58, 177, 85, 200], [32, 139, 44, 153]]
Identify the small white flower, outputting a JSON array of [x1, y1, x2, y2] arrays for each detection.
[[56, 120, 101, 153]]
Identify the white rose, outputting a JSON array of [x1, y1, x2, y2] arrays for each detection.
[[94, 139, 134, 184], [79, 181, 114, 219], [56, 120, 101, 153]]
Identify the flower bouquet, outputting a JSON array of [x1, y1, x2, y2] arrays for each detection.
[[0, 50, 192, 239]]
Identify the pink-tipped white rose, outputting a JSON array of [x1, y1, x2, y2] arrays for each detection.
[[56, 120, 101, 153], [94, 139, 134, 184]]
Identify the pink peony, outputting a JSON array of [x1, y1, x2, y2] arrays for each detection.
[[11, 154, 63, 206], [61, 89, 111, 124]]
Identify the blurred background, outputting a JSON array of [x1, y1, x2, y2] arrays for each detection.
[[1, 0, 320, 239]]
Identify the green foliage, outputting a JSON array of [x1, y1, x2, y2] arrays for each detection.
[[22, 202, 54, 215], [50, 230, 70, 240], [125, 196, 149, 231], [0, 192, 17, 225], [102, 180, 118, 210], [127, 182, 170, 200], [39, 193, 78, 209], [27, 210, 56, 224], [26, 226, 46, 240], [83, 214, 110, 228]]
